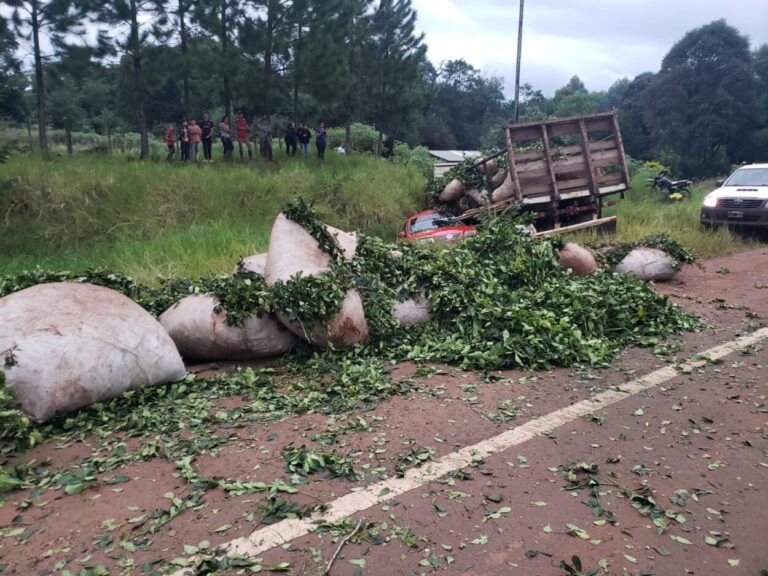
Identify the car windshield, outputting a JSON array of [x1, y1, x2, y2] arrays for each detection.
[[724, 167, 768, 187], [410, 213, 457, 233]]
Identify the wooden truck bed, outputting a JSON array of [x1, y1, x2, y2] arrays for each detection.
[[459, 112, 630, 229]]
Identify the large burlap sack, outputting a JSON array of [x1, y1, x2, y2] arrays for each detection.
[[614, 247, 681, 282], [558, 243, 598, 275], [0, 283, 186, 423], [438, 179, 465, 202], [491, 169, 507, 186], [392, 295, 431, 327], [235, 253, 268, 276], [491, 173, 516, 203], [476, 159, 496, 175], [265, 214, 368, 348], [466, 188, 490, 206], [159, 294, 297, 362]]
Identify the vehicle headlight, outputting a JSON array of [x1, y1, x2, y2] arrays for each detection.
[[703, 195, 718, 208], [444, 233, 458, 240]]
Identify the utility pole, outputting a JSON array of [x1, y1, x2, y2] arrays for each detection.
[[513, 0, 524, 123]]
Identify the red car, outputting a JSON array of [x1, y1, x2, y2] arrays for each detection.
[[398, 209, 477, 243]]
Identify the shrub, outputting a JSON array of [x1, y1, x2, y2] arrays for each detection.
[[327, 123, 381, 153], [392, 141, 434, 179]]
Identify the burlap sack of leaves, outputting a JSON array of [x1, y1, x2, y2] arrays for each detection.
[[159, 294, 298, 362], [265, 213, 369, 347], [614, 247, 680, 281], [558, 243, 598, 275], [491, 173, 516, 203], [234, 253, 268, 276], [0, 283, 186, 422], [391, 294, 431, 327], [438, 178, 466, 202]]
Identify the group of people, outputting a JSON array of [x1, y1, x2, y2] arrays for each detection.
[[165, 112, 330, 163]]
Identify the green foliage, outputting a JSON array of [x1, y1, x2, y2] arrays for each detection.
[[395, 445, 435, 477], [366, 0, 428, 140], [392, 141, 434, 179], [271, 272, 349, 325], [552, 75, 603, 118], [2, 201, 700, 375], [283, 197, 345, 261], [0, 462, 29, 495], [0, 19, 26, 123], [0, 154, 427, 281], [426, 59, 507, 150], [258, 494, 315, 524], [326, 123, 380, 153], [0, 369, 42, 455], [280, 444, 358, 480], [641, 160, 671, 174], [0, 201, 703, 510], [643, 20, 756, 176]]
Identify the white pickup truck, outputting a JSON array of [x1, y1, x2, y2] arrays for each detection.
[[700, 163, 768, 229]]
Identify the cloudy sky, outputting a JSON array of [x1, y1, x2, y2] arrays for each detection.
[[413, 0, 768, 96]]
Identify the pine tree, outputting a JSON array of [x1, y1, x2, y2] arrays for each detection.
[[194, 0, 244, 121], [288, 0, 309, 118], [301, 0, 372, 148], [93, 0, 168, 159], [367, 0, 426, 152], [0, 15, 27, 122], [155, 0, 194, 118], [240, 0, 292, 119], [4, 0, 84, 156]]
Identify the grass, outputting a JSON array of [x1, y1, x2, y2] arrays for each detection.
[[572, 170, 764, 259], [0, 152, 427, 282], [1, 157, 763, 283]]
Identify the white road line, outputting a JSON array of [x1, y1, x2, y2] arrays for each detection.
[[175, 327, 768, 571]]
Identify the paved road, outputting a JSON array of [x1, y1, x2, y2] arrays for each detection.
[[1, 248, 766, 576]]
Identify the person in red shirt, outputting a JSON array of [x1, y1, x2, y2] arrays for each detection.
[[188, 119, 202, 162], [235, 110, 253, 160], [165, 123, 175, 159]]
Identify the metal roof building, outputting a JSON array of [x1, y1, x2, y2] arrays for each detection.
[[428, 150, 481, 178], [428, 150, 481, 162]]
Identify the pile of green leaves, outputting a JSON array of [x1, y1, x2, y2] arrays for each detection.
[[1, 202, 699, 373], [0, 367, 42, 455], [590, 233, 700, 269], [348, 217, 699, 371]]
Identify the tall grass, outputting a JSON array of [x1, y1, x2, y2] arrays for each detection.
[[0, 153, 427, 282], [1, 156, 762, 283], [572, 173, 763, 259]]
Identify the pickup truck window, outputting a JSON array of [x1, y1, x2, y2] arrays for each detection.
[[725, 168, 768, 187]]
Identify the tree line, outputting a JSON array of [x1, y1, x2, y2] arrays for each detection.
[[2, 0, 507, 159], [1, 6, 766, 176]]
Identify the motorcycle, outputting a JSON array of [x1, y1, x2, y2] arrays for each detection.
[[646, 169, 692, 201]]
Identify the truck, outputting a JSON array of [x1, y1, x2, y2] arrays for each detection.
[[432, 111, 631, 236]]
